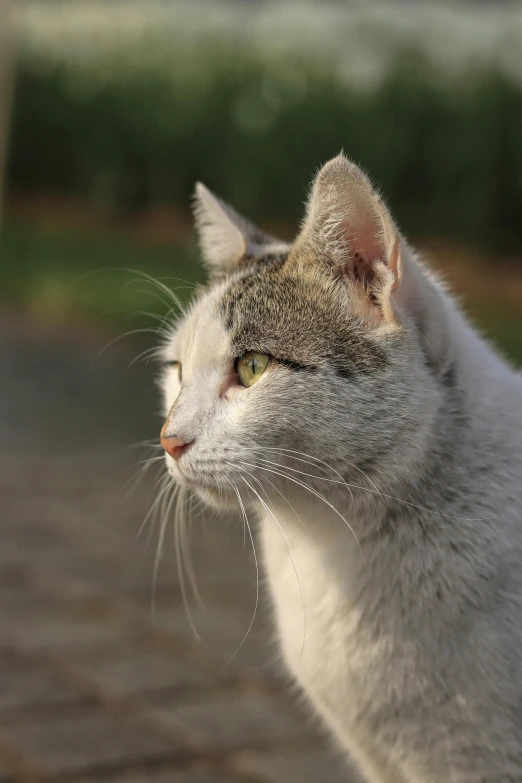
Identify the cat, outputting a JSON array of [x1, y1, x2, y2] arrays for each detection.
[[158, 153, 522, 783]]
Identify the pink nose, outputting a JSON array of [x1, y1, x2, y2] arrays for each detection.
[[160, 435, 192, 461]]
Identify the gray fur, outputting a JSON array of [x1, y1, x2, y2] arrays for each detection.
[[159, 154, 522, 782]]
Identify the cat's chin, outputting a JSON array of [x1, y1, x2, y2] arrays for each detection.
[[193, 485, 237, 510], [166, 464, 237, 509]]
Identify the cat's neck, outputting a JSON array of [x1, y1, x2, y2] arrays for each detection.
[[258, 285, 522, 671]]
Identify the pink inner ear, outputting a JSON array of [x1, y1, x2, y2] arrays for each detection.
[[342, 216, 384, 284]]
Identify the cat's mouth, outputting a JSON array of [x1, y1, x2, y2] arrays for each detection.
[[166, 460, 236, 508], [183, 476, 237, 509]]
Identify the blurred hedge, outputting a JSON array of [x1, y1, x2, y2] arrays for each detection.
[[8, 1, 522, 251]]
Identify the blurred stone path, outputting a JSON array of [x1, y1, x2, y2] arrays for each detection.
[[0, 315, 356, 783]]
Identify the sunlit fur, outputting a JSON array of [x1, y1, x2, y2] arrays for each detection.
[[157, 154, 522, 782]]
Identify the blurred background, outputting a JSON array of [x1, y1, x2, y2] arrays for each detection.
[[0, 1, 521, 782]]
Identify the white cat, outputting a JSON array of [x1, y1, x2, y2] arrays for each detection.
[[158, 154, 522, 782]]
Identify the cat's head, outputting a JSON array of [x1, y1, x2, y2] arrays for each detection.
[[158, 154, 451, 509]]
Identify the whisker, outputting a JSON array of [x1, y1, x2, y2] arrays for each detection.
[[174, 485, 202, 641], [152, 481, 180, 623], [152, 275, 199, 290], [188, 495, 207, 521], [96, 327, 164, 360], [126, 345, 164, 371], [265, 446, 368, 500], [139, 308, 182, 338], [146, 473, 175, 551], [178, 489, 204, 610], [134, 455, 166, 467], [235, 470, 274, 554], [126, 438, 163, 451], [134, 309, 172, 324], [267, 445, 395, 509], [238, 459, 364, 560], [137, 475, 172, 540], [241, 475, 307, 672], [238, 465, 334, 598], [258, 454, 354, 507], [122, 283, 178, 317], [108, 308, 179, 339], [256, 454, 492, 523], [222, 478, 260, 669], [66, 266, 185, 305], [120, 269, 186, 312], [125, 455, 165, 496]]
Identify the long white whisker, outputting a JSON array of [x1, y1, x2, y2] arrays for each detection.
[[174, 485, 201, 641], [236, 470, 274, 552], [96, 327, 163, 360], [238, 459, 364, 560], [153, 275, 199, 290], [152, 481, 179, 622], [266, 446, 397, 510], [121, 270, 185, 312], [265, 446, 371, 501], [137, 475, 172, 540], [123, 284, 178, 316], [257, 455, 354, 507], [126, 345, 164, 371], [127, 438, 163, 450], [256, 454, 491, 523], [138, 308, 182, 337], [134, 455, 167, 467], [67, 267, 188, 316], [222, 478, 259, 669], [179, 490, 204, 610], [125, 455, 165, 496], [241, 475, 307, 673], [238, 465, 334, 599]]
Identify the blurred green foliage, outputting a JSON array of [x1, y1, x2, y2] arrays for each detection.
[[475, 310, 522, 367], [8, 2, 522, 252], [0, 220, 201, 327], [3, 2, 522, 367], [1, 221, 521, 367]]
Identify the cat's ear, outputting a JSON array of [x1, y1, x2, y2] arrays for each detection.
[[192, 183, 289, 275], [297, 153, 402, 321]]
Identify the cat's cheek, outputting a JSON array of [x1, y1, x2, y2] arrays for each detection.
[[221, 385, 245, 402]]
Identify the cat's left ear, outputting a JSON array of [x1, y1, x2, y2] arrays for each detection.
[[192, 183, 289, 275], [297, 153, 403, 322]]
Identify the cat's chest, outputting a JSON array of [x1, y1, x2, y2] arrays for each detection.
[[259, 509, 410, 730], [260, 512, 375, 686]]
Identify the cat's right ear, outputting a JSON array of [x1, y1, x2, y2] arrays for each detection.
[[192, 183, 289, 275]]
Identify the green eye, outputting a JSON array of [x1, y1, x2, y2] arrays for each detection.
[[236, 351, 270, 387]]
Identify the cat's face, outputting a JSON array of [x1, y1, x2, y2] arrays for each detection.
[[159, 155, 444, 509]]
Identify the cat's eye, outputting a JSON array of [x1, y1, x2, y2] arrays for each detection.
[[236, 351, 269, 387]]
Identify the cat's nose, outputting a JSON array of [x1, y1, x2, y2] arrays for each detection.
[[160, 435, 192, 461]]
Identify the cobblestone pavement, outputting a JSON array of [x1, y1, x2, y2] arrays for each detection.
[[0, 316, 359, 783]]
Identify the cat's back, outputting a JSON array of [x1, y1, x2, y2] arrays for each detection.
[[451, 313, 522, 507]]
